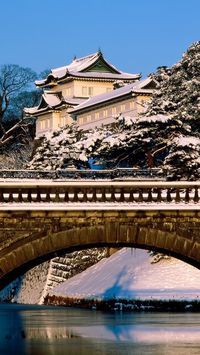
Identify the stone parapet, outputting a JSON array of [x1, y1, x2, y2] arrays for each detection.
[[0, 210, 199, 289]]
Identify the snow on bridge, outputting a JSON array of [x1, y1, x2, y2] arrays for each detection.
[[0, 180, 199, 210], [0, 179, 199, 285]]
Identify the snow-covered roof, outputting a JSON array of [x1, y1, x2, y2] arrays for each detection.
[[24, 92, 85, 116], [63, 97, 85, 105], [71, 78, 156, 114], [35, 51, 140, 87], [42, 92, 61, 107], [65, 71, 140, 81]]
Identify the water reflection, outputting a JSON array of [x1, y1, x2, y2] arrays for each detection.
[[0, 304, 200, 355]]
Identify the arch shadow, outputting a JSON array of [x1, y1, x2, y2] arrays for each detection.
[[0, 223, 200, 290]]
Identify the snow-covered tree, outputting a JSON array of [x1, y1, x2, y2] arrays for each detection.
[[28, 123, 89, 170], [29, 41, 200, 179], [148, 41, 200, 128], [146, 41, 200, 178], [163, 135, 200, 179]]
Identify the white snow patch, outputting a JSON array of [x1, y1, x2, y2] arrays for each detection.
[[50, 248, 200, 301], [138, 114, 171, 124], [173, 135, 200, 147]]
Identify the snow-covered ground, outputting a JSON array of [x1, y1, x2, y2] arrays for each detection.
[[49, 248, 200, 301]]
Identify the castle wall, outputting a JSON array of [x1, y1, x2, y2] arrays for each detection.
[[77, 95, 151, 126], [48, 80, 113, 98]]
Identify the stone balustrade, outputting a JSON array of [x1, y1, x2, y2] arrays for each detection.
[[0, 181, 199, 205], [0, 181, 199, 283]]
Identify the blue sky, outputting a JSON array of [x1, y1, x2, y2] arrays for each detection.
[[0, 0, 199, 78]]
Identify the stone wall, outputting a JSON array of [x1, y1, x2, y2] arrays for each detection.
[[0, 210, 199, 291]]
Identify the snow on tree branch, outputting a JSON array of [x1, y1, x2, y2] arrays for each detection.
[[29, 41, 200, 180]]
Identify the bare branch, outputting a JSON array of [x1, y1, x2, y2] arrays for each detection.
[[0, 116, 32, 148], [0, 135, 14, 146], [0, 64, 36, 129], [152, 145, 167, 157]]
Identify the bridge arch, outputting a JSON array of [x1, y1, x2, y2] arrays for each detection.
[[0, 210, 199, 290]]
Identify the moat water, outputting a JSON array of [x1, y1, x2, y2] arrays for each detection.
[[0, 304, 199, 355]]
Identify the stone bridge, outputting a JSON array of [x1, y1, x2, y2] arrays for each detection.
[[0, 180, 199, 288]]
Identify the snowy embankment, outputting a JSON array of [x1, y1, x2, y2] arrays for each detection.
[[0, 248, 107, 304], [48, 248, 200, 303]]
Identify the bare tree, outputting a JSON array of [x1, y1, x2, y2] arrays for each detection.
[[0, 64, 36, 146]]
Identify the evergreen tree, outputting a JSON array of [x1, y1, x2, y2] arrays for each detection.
[[29, 42, 200, 179], [148, 41, 200, 130]]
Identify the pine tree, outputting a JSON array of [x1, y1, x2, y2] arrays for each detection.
[[29, 42, 200, 179], [148, 42, 200, 128]]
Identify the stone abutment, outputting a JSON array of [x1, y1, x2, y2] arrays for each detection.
[[0, 209, 199, 289]]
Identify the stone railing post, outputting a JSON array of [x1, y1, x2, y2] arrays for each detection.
[[0, 181, 199, 207]]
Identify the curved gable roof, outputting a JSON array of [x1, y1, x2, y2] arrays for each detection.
[[24, 92, 85, 116], [35, 51, 140, 87]]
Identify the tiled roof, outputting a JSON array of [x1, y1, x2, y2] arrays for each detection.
[[42, 92, 61, 107], [63, 97, 85, 105], [64, 52, 119, 73], [24, 92, 85, 115], [35, 51, 140, 86], [67, 71, 139, 80], [24, 77, 156, 116], [70, 78, 156, 114]]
